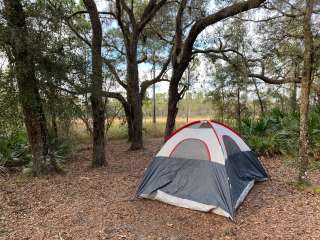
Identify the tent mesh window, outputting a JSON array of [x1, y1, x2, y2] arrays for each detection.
[[222, 135, 241, 157], [170, 139, 210, 160], [189, 122, 211, 129]]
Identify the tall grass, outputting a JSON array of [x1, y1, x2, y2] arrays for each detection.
[[70, 116, 212, 142]]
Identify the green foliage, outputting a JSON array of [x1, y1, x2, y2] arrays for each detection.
[[0, 127, 71, 175], [0, 130, 30, 167], [242, 116, 279, 156], [20, 137, 71, 176], [241, 107, 320, 157]]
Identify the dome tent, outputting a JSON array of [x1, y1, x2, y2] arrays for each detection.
[[136, 120, 268, 220]]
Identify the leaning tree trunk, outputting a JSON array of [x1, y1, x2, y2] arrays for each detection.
[[3, 0, 59, 176], [298, 0, 314, 182], [164, 71, 184, 138], [165, 86, 179, 138], [83, 0, 106, 167]]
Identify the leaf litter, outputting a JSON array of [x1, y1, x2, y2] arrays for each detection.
[[1, 138, 320, 240]]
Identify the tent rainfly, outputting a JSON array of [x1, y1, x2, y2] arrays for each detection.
[[136, 120, 268, 220]]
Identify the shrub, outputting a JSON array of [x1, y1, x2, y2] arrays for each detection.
[[241, 107, 320, 157], [0, 130, 30, 168], [0, 128, 71, 174]]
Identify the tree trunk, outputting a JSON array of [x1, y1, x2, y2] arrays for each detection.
[[126, 37, 143, 150], [236, 86, 241, 132], [290, 64, 299, 113], [83, 0, 106, 167], [165, 74, 181, 138], [48, 84, 58, 139], [3, 0, 58, 176], [221, 84, 225, 122], [51, 112, 58, 140], [298, 0, 314, 182], [290, 82, 298, 113], [124, 105, 133, 142], [252, 78, 265, 116], [152, 60, 156, 124]]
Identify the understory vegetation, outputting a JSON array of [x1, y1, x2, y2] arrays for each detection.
[[241, 106, 320, 158], [2, 106, 320, 174]]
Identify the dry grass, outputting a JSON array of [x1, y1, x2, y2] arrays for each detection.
[[70, 116, 212, 143]]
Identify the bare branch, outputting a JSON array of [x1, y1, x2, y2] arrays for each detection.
[[139, 46, 173, 100], [102, 58, 127, 89], [138, 0, 167, 33], [248, 73, 301, 84], [115, 0, 130, 45], [65, 17, 91, 47], [205, 47, 302, 85], [102, 91, 127, 106], [120, 0, 137, 28], [137, 54, 148, 64], [148, 25, 174, 44], [68, 10, 116, 19], [65, 17, 126, 89], [232, 15, 284, 23], [140, 78, 169, 100]]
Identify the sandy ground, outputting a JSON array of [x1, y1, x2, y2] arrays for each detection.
[[1, 138, 320, 240]]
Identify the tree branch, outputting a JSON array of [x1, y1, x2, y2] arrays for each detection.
[[102, 58, 127, 89], [65, 17, 91, 46], [140, 78, 169, 100], [138, 0, 167, 33], [120, 0, 137, 28], [102, 91, 127, 106], [248, 73, 301, 84], [68, 10, 116, 19], [65, 17, 126, 90], [115, 0, 130, 46], [139, 46, 173, 100], [182, 0, 267, 63], [172, 0, 187, 67]]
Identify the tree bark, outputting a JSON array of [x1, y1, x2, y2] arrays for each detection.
[[298, 0, 314, 182], [290, 82, 298, 113], [83, 0, 106, 167], [51, 112, 58, 140], [252, 78, 265, 115], [236, 86, 241, 132], [126, 36, 143, 150], [3, 0, 57, 176], [290, 64, 299, 113], [124, 103, 133, 142], [152, 60, 156, 124], [48, 84, 58, 139], [165, 69, 184, 137]]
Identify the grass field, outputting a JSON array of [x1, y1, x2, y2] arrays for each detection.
[[70, 116, 212, 143]]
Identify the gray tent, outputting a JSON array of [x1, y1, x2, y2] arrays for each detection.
[[136, 120, 268, 220]]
